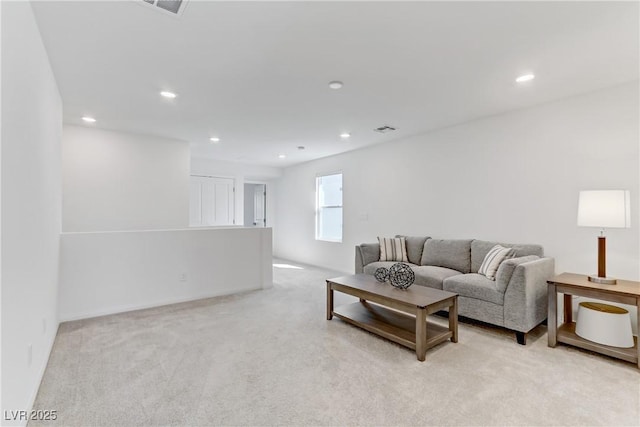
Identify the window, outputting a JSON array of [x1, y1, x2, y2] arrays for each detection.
[[316, 173, 343, 242]]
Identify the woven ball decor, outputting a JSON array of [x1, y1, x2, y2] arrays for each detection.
[[388, 263, 415, 289], [374, 267, 389, 283]]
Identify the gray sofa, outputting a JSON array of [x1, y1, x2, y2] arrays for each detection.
[[355, 237, 555, 344]]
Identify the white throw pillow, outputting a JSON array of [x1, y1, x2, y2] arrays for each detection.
[[378, 236, 408, 262], [478, 245, 513, 280]]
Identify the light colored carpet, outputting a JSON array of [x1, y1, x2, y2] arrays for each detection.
[[31, 259, 639, 426]]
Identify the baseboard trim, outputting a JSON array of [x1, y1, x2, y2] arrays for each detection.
[[18, 322, 60, 427], [58, 285, 262, 322]]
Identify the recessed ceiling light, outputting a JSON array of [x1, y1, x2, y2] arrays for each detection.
[[209, 137, 220, 143], [515, 74, 535, 83], [340, 132, 351, 138], [82, 116, 96, 123], [278, 154, 286, 159], [160, 91, 177, 99], [328, 81, 343, 90]]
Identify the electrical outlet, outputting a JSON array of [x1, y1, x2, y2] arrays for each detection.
[[28, 344, 33, 366], [179, 273, 188, 282]]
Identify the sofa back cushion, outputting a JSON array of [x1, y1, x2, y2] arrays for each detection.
[[421, 239, 472, 273], [396, 235, 430, 265], [359, 243, 381, 267], [471, 240, 543, 273]]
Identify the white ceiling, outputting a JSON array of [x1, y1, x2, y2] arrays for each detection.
[[31, 1, 639, 168]]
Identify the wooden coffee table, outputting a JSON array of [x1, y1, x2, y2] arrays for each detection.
[[326, 274, 458, 361]]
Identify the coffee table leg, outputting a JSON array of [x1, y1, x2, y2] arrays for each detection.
[[326, 282, 333, 320], [416, 307, 427, 361], [450, 296, 458, 343]]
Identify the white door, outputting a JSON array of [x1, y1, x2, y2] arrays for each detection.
[[253, 184, 266, 227], [190, 176, 235, 226]]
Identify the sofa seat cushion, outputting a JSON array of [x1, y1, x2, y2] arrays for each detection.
[[363, 261, 419, 276], [363, 263, 458, 290], [413, 266, 462, 290], [443, 273, 505, 305]]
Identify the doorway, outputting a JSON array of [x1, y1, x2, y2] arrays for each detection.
[[190, 176, 235, 226], [244, 183, 266, 227]]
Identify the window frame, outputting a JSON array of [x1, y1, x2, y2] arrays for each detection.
[[315, 172, 343, 243]]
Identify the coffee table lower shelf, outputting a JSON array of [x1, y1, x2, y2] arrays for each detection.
[[333, 301, 452, 351], [557, 322, 638, 364]]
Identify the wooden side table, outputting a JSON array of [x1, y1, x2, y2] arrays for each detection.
[[547, 273, 640, 368]]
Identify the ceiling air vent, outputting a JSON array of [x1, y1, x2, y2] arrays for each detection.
[[373, 125, 397, 134], [141, 0, 188, 17]]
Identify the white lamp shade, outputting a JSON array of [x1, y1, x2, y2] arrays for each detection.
[[577, 190, 630, 228]]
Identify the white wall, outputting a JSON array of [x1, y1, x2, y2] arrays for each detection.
[[191, 157, 281, 227], [58, 227, 273, 321], [1, 0, 3, 414], [244, 183, 256, 226], [63, 126, 190, 232], [274, 82, 640, 281], [1, 2, 62, 423]]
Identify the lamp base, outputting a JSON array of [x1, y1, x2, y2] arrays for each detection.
[[588, 275, 617, 285]]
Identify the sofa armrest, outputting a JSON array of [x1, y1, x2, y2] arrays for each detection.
[[496, 255, 540, 292], [503, 257, 555, 333], [355, 243, 380, 273]]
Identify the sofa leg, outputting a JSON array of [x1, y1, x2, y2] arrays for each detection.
[[515, 331, 526, 345]]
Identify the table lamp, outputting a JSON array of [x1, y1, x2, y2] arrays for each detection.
[[577, 190, 630, 284]]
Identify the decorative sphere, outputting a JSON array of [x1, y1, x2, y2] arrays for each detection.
[[388, 263, 415, 289], [374, 267, 389, 283]]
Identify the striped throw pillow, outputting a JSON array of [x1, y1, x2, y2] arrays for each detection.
[[478, 245, 513, 280], [378, 237, 409, 262]]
